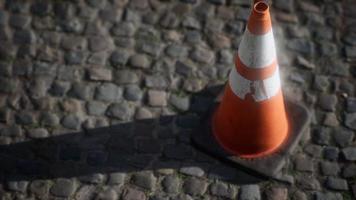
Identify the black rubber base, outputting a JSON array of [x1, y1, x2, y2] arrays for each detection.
[[191, 92, 310, 179]]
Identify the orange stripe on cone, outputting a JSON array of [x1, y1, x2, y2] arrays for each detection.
[[235, 56, 277, 81], [212, 1, 289, 158]]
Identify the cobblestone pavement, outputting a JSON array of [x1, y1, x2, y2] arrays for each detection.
[[0, 0, 355, 199]]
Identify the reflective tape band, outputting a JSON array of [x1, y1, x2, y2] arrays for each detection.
[[238, 29, 276, 69], [229, 67, 251, 100], [229, 66, 281, 102]]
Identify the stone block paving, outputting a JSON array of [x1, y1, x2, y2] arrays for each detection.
[[0, 0, 355, 199]]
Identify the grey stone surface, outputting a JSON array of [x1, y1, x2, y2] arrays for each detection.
[[124, 85, 143, 101], [61, 114, 81, 130], [50, 179, 77, 197], [312, 127, 330, 145], [106, 102, 134, 120], [318, 94, 337, 112], [296, 175, 320, 190], [86, 101, 107, 116], [68, 83, 93, 100], [79, 173, 105, 184], [148, 90, 167, 107], [169, 94, 190, 111], [132, 172, 157, 191], [183, 177, 208, 196], [314, 192, 343, 200], [96, 188, 118, 200], [239, 185, 261, 200], [110, 49, 130, 67], [345, 113, 356, 130], [129, 54, 150, 69], [115, 70, 139, 85], [210, 182, 235, 199], [342, 147, 356, 161], [87, 68, 112, 81], [122, 187, 146, 200], [7, 180, 29, 193], [265, 187, 288, 200], [95, 83, 123, 102], [145, 75, 168, 89], [333, 128, 354, 147], [0, 0, 355, 199], [162, 175, 180, 194], [342, 164, 356, 178], [346, 97, 356, 113], [29, 180, 50, 197], [75, 185, 96, 200], [179, 166, 205, 177], [294, 155, 314, 172], [320, 162, 340, 176], [323, 146, 340, 161], [28, 128, 49, 138], [325, 177, 348, 191], [108, 173, 126, 186]]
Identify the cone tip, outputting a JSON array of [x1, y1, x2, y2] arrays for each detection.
[[254, 1, 269, 15], [247, 1, 271, 34]]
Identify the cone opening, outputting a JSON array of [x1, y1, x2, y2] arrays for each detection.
[[254, 2, 269, 14]]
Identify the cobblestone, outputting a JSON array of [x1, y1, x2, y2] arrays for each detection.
[[342, 147, 356, 161], [29, 180, 50, 197], [132, 172, 157, 191], [320, 161, 340, 176], [294, 154, 314, 172], [124, 85, 143, 101], [148, 90, 167, 107], [325, 177, 348, 191], [7, 180, 29, 193], [106, 102, 134, 121], [28, 128, 49, 138], [162, 175, 180, 194], [122, 187, 146, 200], [180, 166, 205, 177], [129, 54, 150, 69], [239, 184, 261, 200], [0, 0, 355, 199], [318, 94, 337, 112], [61, 114, 82, 130], [314, 192, 343, 200], [115, 70, 139, 85], [265, 187, 288, 200], [87, 68, 112, 81], [96, 188, 118, 200], [108, 172, 126, 186], [50, 179, 77, 197], [75, 185, 96, 200], [97, 83, 123, 102], [345, 113, 356, 130], [183, 177, 208, 196], [342, 164, 356, 178], [323, 146, 340, 161], [79, 173, 105, 184], [333, 128, 354, 147], [210, 182, 235, 199]]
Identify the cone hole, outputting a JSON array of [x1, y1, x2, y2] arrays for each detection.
[[254, 2, 268, 13]]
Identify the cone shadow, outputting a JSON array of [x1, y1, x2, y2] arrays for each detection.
[[0, 86, 266, 185]]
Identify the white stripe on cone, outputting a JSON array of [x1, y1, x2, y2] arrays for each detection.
[[238, 29, 276, 68], [229, 66, 281, 102]]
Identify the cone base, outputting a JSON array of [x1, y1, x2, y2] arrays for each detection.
[[191, 87, 310, 179]]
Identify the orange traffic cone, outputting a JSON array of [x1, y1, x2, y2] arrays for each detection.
[[192, 0, 310, 179], [212, 1, 289, 158]]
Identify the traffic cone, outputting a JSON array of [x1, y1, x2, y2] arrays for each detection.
[[212, 1, 288, 158], [191, 0, 310, 179]]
